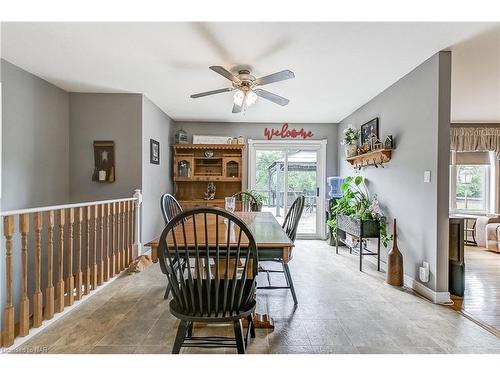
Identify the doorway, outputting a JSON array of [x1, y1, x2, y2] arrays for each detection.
[[248, 140, 327, 239]]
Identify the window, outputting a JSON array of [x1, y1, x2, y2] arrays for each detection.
[[450, 164, 490, 213]]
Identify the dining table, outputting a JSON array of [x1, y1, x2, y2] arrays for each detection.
[[145, 211, 294, 329]]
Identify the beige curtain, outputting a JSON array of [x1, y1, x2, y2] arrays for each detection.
[[450, 127, 500, 157]]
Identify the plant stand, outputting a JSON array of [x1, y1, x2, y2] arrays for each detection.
[[335, 214, 381, 272]]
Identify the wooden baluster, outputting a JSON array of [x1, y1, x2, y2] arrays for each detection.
[[74, 207, 83, 300], [130, 200, 135, 259], [2, 216, 15, 347], [45, 211, 55, 320], [109, 203, 116, 278], [33, 213, 43, 328], [65, 208, 74, 306], [120, 201, 126, 270], [55, 209, 65, 313], [123, 202, 130, 268], [84, 206, 91, 295], [115, 202, 121, 274], [91, 205, 98, 289], [98, 204, 105, 285], [19, 214, 30, 336], [125, 201, 130, 265], [103, 203, 110, 282]]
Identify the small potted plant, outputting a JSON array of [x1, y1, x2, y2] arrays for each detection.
[[341, 124, 360, 158], [247, 190, 266, 211]]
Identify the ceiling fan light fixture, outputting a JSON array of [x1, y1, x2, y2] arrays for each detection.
[[233, 90, 244, 106], [246, 90, 258, 106]]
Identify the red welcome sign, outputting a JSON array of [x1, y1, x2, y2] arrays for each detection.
[[264, 123, 314, 140]]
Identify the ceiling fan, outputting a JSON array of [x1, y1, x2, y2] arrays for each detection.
[[190, 66, 295, 113]]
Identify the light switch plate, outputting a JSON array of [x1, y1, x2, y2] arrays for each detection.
[[424, 170, 431, 183]]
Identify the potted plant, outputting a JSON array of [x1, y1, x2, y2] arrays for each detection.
[[326, 175, 392, 248], [247, 190, 266, 212], [341, 125, 360, 158]]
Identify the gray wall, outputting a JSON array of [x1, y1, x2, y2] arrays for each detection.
[[337, 52, 452, 294], [69, 93, 142, 202], [1, 59, 70, 325], [174, 122, 338, 189], [1, 59, 70, 210], [141, 96, 175, 244]]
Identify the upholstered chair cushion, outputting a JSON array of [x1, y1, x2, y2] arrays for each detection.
[[475, 216, 500, 247], [485, 223, 500, 252]]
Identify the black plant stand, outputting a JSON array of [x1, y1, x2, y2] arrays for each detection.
[[335, 214, 381, 272]]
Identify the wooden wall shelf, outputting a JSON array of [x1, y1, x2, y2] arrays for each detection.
[[346, 149, 392, 169]]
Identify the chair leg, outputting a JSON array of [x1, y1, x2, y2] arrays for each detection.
[[246, 314, 255, 338], [283, 262, 298, 305], [233, 319, 246, 354], [187, 321, 193, 338], [164, 283, 171, 299], [172, 320, 190, 354]]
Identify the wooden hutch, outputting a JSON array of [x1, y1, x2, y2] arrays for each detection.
[[173, 143, 244, 209]]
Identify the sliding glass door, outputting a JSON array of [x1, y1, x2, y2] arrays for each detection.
[[248, 140, 327, 239]]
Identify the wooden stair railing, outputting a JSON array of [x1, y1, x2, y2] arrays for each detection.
[[0, 189, 142, 348]]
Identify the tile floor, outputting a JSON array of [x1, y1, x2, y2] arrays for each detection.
[[12, 240, 500, 354]]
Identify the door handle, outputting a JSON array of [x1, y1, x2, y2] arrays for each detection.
[[317, 187, 320, 197]]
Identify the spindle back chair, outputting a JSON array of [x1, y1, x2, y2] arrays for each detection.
[[257, 195, 305, 305], [158, 207, 258, 354], [232, 191, 259, 212], [160, 193, 183, 225]]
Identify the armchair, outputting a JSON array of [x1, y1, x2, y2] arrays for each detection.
[[475, 215, 500, 247]]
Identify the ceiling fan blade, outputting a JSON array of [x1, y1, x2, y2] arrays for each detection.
[[232, 102, 242, 113], [209, 66, 241, 84], [190, 87, 233, 98], [254, 89, 290, 106], [255, 70, 295, 86]]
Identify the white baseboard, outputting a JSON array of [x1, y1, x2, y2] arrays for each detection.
[[404, 274, 452, 304], [360, 250, 452, 305]]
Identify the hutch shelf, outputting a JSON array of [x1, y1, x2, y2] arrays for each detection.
[[173, 144, 244, 209]]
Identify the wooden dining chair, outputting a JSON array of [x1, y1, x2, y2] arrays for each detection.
[[160, 193, 183, 225], [232, 191, 259, 212], [158, 207, 258, 354], [257, 195, 305, 305], [160, 193, 184, 299]]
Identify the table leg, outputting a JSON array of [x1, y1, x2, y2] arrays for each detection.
[[151, 245, 158, 263], [248, 313, 274, 329]]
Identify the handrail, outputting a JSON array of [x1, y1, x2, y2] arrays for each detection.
[[0, 189, 143, 348], [0, 197, 137, 217]]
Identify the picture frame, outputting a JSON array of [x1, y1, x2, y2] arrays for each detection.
[[360, 118, 379, 145], [150, 139, 160, 165]]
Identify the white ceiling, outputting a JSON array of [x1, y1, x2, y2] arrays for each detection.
[[1, 22, 497, 123]]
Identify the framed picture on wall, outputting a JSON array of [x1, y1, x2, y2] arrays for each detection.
[[360, 118, 379, 145], [150, 139, 160, 165]]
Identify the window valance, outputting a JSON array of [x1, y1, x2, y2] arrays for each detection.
[[450, 127, 500, 157]]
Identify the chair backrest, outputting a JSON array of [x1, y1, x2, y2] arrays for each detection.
[[160, 193, 183, 225], [282, 195, 305, 242], [232, 191, 259, 212], [158, 207, 258, 317]]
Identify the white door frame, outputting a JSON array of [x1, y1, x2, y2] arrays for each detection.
[[247, 139, 327, 239]]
